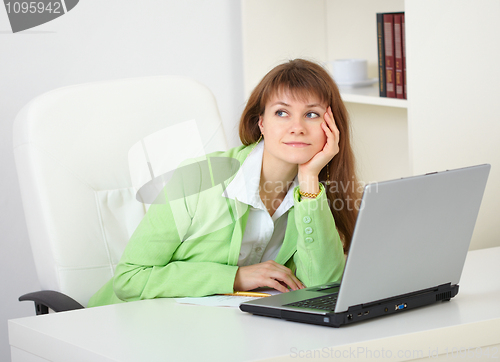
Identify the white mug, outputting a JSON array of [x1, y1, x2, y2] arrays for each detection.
[[330, 59, 368, 84]]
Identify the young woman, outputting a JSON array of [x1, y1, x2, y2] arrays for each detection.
[[88, 59, 360, 307]]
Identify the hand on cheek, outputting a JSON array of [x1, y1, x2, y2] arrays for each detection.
[[298, 107, 340, 179]]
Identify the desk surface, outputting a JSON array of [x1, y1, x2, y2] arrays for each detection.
[[9, 247, 500, 362]]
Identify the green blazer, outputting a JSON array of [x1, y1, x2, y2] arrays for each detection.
[[88, 143, 345, 307]]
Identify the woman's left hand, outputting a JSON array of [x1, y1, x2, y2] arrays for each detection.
[[298, 106, 340, 178]]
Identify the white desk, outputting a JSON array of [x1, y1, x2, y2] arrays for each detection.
[[9, 247, 500, 362]]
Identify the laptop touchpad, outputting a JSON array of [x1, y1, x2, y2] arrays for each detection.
[[313, 285, 340, 293]]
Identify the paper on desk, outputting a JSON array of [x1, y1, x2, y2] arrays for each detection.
[[175, 295, 259, 308], [176, 290, 282, 308]]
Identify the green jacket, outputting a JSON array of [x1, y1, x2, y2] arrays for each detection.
[[88, 143, 345, 307]]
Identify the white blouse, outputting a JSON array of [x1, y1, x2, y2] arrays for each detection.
[[223, 141, 298, 266]]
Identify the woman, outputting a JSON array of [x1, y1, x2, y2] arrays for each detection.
[[88, 59, 360, 307]]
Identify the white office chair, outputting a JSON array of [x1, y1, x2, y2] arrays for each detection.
[[13, 76, 228, 314]]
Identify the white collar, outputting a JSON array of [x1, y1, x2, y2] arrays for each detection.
[[222, 141, 298, 215]]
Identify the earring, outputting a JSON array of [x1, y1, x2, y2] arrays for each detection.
[[251, 133, 263, 152]]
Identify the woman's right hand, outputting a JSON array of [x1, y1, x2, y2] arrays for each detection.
[[233, 260, 305, 293]]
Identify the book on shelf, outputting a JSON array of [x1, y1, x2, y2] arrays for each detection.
[[394, 13, 404, 99], [376, 13, 386, 97], [402, 13, 407, 99], [376, 12, 406, 99], [383, 13, 396, 98]]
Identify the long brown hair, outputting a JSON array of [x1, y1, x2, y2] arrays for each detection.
[[239, 59, 360, 253]]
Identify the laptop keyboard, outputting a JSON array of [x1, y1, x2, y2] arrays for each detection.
[[285, 294, 338, 311]]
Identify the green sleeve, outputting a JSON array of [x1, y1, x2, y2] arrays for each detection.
[[111, 162, 239, 301], [112, 196, 238, 301], [291, 183, 346, 286]]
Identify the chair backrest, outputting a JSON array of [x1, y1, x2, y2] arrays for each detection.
[[13, 76, 228, 307]]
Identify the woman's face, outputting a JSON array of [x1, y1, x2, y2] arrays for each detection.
[[258, 90, 328, 168]]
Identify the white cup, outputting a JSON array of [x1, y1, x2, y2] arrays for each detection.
[[330, 59, 368, 84]]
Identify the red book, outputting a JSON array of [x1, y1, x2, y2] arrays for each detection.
[[402, 13, 407, 99], [383, 14, 396, 98], [394, 13, 405, 99]]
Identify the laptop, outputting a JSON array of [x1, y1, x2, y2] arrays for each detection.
[[240, 164, 490, 327]]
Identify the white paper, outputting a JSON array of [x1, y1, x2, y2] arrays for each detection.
[[175, 290, 282, 308], [175, 295, 260, 308]]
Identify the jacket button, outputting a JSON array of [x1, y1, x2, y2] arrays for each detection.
[[303, 216, 311, 224], [305, 237, 314, 243], [305, 227, 313, 235]]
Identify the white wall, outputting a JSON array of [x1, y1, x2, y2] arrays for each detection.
[[0, 1, 244, 360], [241, 0, 328, 97], [405, 0, 500, 250]]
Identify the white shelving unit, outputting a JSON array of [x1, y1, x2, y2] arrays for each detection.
[[241, 0, 500, 250], [340, 85, 408, 108]]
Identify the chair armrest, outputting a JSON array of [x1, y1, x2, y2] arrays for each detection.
[[19, 290, 85, 315]]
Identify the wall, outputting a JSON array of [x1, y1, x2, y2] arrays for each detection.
[[405, 0, 500, 250], [0, 1, 244, 360], [241, 0, 328, 97]]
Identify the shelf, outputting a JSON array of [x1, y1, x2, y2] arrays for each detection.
[[340, 84, 408, 108]]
